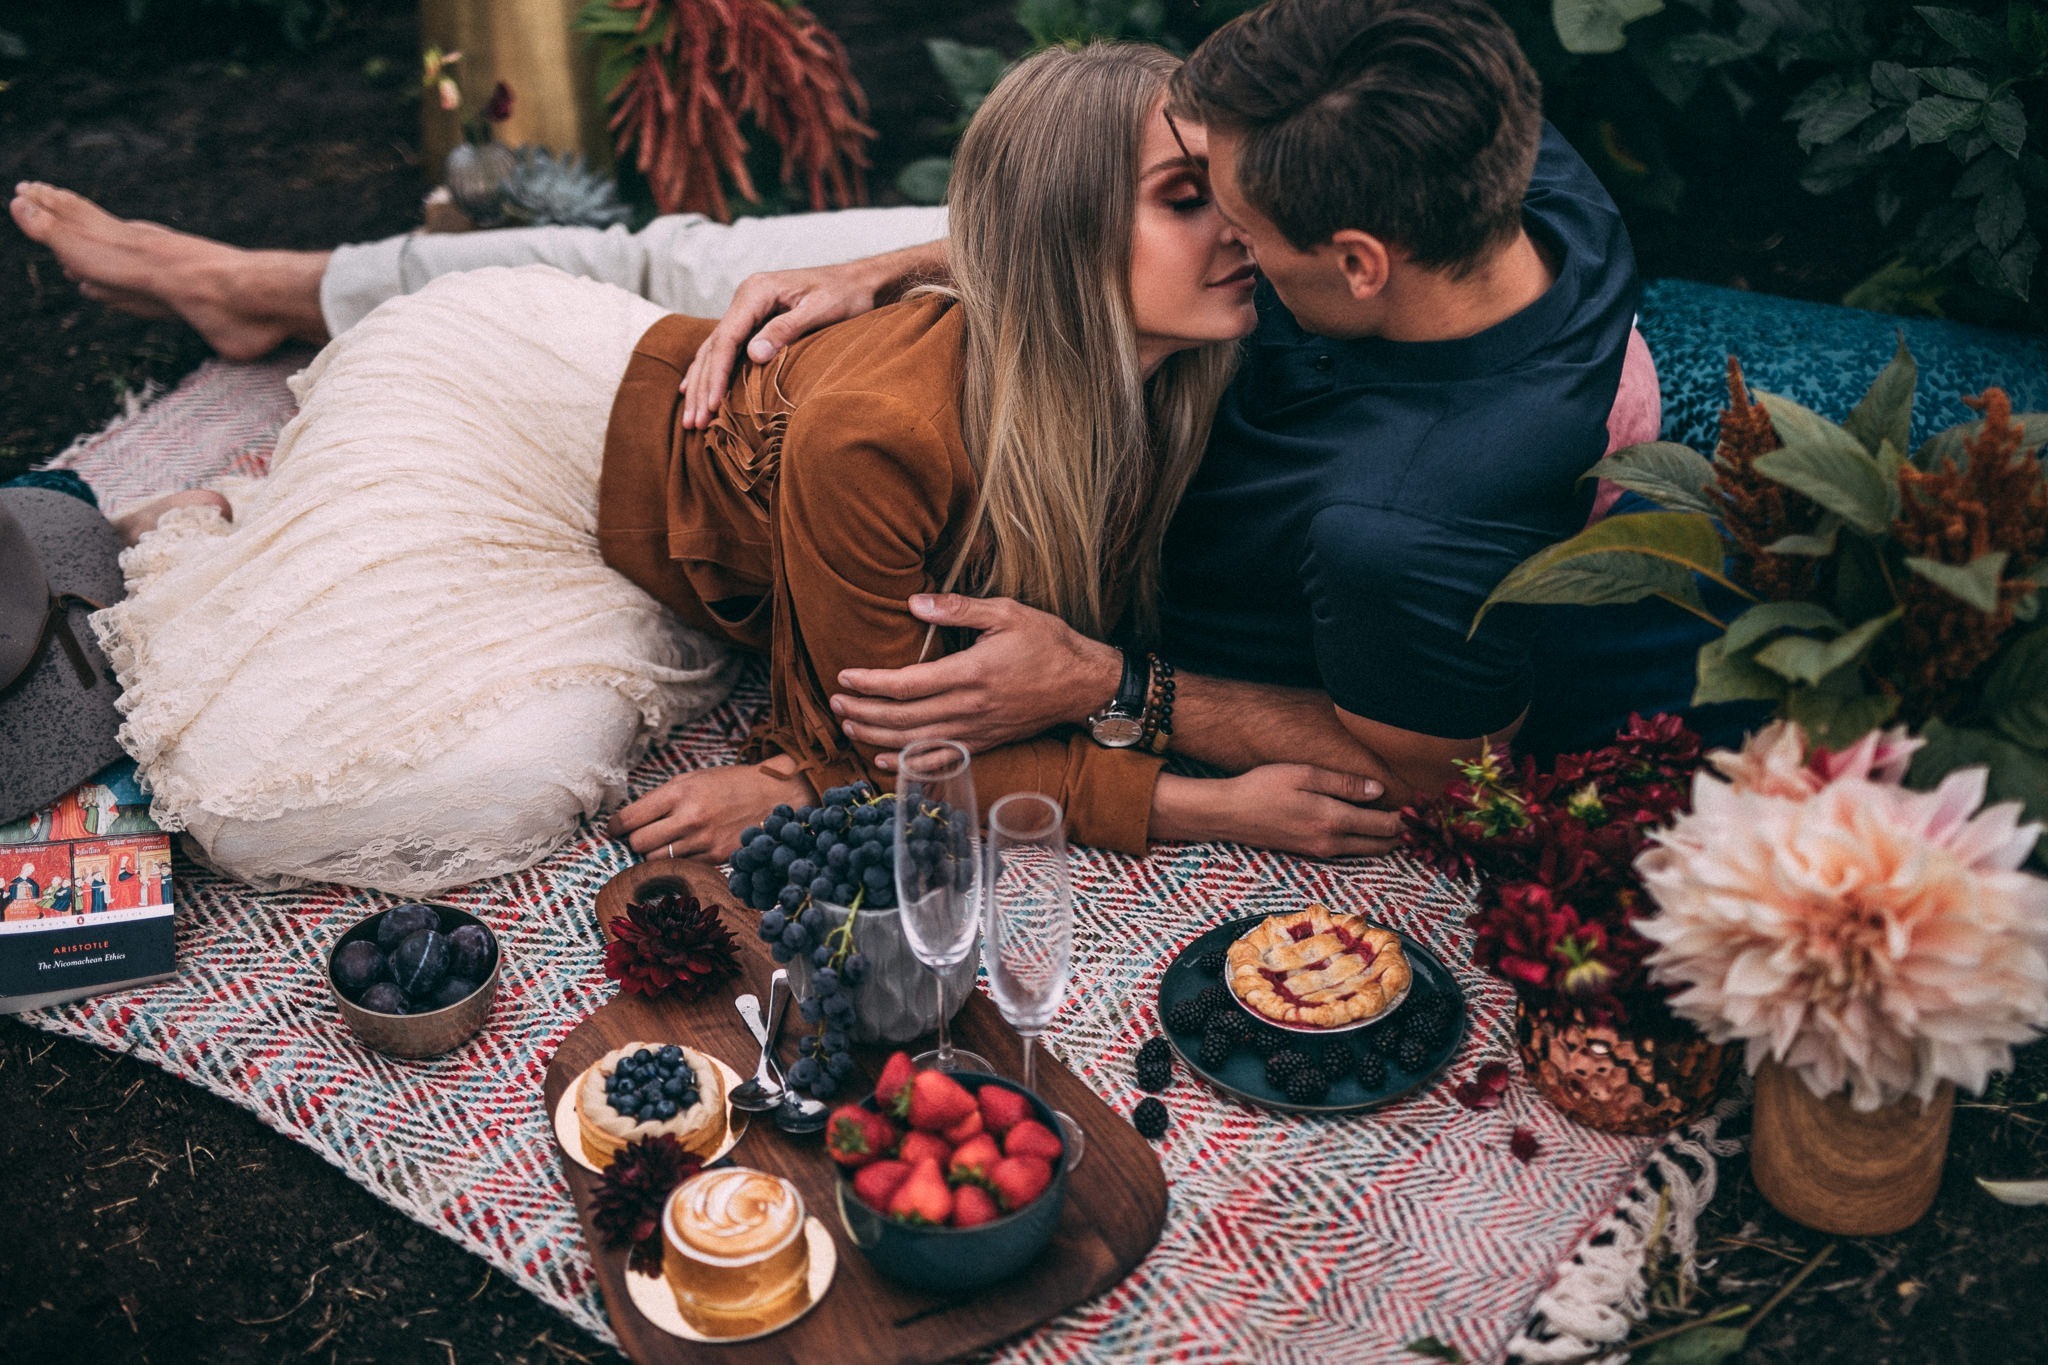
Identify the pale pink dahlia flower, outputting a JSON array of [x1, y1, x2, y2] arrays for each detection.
[[1637, 726, 2048, 1111]]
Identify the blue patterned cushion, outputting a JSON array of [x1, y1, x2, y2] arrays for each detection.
[[1640, 279, 2048, 454]]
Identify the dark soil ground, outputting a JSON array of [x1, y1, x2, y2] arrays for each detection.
[[3, 3, 2045, 1362]]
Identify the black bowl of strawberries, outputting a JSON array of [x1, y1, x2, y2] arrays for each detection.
[[827, 1052, 1069, 1293]]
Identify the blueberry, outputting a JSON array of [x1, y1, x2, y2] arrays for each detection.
[[358, 982, 409, 1015], [662, 1076, 687, 1098], [375, 903, 441, 951], [652, 1099, 676, 1120], [333, 941, 389, 996], [660, 1044, 682, 1062], [633, 1047, 653, 1065], [425, 976, 479, 1010], [447, 924, 492, 979], [390, 929, 451, 997]]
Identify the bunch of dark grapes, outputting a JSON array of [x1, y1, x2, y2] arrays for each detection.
[[722, 781, 963, 1100]]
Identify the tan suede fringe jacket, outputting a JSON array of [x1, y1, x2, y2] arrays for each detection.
[[597, 296, 1161, 855]]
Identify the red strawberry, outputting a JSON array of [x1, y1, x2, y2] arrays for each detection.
[[826, 1105, 898, 1168], [1002, 1118, 1063, 1163], [852, 1159, 912, 1213], [976, 1083, 1032, 1136], [947, 1133, 1002, 1186], [950, 1183, 1001, 1228], [941, 1107, 984, 1145], [875, 1051, 916, 1117], [887, 1157, 953, 1226], [897, 1130, 951, 1170], [906, 1070, 978, 1133], [987, 1155, 1053, 1212]]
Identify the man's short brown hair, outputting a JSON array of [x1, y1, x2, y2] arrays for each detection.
[[1172, 0, 1542, 273]]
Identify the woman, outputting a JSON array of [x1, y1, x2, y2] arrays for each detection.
[[95, 44, 1260, 894]]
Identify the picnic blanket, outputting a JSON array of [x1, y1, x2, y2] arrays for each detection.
[[21, 346, 1733, 1364]]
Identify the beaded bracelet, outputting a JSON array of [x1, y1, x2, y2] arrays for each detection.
[[1139, 653, 1176, 755]]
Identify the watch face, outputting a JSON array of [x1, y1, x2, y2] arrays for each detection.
[[1089, 714, 1145, 748]]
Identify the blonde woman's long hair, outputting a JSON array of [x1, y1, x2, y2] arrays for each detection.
[[934, 43, 1239, 643]]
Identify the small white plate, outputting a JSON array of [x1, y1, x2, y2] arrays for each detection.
[[554, 1054, 749, 1174], [624, 1217, 837, 1343]]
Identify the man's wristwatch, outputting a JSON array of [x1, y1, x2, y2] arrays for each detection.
[[1086, 649, 1150, 749]]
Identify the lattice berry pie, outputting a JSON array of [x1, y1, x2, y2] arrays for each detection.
[[1226, 905, 1412, 1029]]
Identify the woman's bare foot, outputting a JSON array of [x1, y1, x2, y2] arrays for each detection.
[[9, 182, 332, 361], [111, 490, 233, 547]]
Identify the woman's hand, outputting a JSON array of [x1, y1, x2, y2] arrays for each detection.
[[607, 762, 816, 861], [1152, 765, 1405, 859]]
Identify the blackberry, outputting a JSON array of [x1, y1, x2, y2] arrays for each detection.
[[1372, 1022, 1407, 1057], [1409, 1007, 1452, 1050], [1193, 984, 1231, 1019], [1244, 1024, 1289, 1058], [1199, 1020, 1238, 1070], [1355, 1050, 1388, 1089], [1316, 1037, 1358, 1073], [1135, 1038, 1175, 1093], [1209, 1009, 1250, 1041], [1165, 995, 1210, 1035], [1194, 950, 1227, 978], [1132, 1096, 1170, 1140], [1264, 1049, 1310, 1087], [1283, 1066, 1331, 1105], [1397, 1030, 1434, 1072]]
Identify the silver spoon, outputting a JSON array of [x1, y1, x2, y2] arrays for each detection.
[[728, 969, 788, 1113], [774, 1086, 830, 1135]]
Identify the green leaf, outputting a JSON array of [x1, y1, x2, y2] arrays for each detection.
[[1766, 519, 1844, 556], [1911, 720, 2048, 849], [1870, 61, 1920, 104], [1784, 684, 1902, 747], [1722, 600, 1845, 655], [1905, 551, 2010, 613], [1666, 30, 1767, 65], [1842, 336, 1917, 456], [1404, 1337, 1465, 1363], [1984, 92, 2028, 158], [1795, 92, 1877, 150], [1695, 636, 1789, 705], [1977, 175, 2026, 253], [1474, 511, 1733, 632], [925, 39, 1008, 113], [1911, 66, 1989, 101], [1915, 412, 2048, 469], [1754, 610, 1901, 685], [1637, 1324, 1750, 1365], [1992, 229, 2039, 301], [1584, 441, 1719, 516], [1978, 1177, 2048, 1205], [1906, 95, 1983, 145], [1982, 626, 2048, 748], [894, 156, 952, 206], [1752, 398, 1896, 534], [1552, 0, 1667, 54], [1473, 549, 1706, 633], [1916, 6, 2010, 63]]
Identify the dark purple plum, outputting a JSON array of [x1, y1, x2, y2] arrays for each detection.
[[391, 928, 450, 997], [332, 940, 388, 996], [358, 982, 409, 1015], [447, 923, 493, 980], [424, 976, 480, 1010], [375, 903, 441, 951]]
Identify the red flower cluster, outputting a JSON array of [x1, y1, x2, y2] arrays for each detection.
[[602, 887, 743, 1002], [1402, 714, 1701, 1026]]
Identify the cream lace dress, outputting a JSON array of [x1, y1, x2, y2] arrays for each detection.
[[92, 267, 737, 893]]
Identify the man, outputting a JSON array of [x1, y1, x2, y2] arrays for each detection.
[[13, 0, 1650, 856]]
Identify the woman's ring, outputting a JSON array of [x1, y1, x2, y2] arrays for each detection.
[[663, 842, 675, 861]]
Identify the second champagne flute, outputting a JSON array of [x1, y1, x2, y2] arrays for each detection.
[[984, 791, 1084, 1167], [893, 738, 990, 1073]]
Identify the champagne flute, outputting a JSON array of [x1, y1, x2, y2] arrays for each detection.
[[983, 792, 1085, 1168], [894, 739, 990, 1073]]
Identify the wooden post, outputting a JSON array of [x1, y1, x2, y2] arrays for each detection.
[[418, 0, 611, 178]]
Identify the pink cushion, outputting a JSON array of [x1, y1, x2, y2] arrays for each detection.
[[1590, 325, 1661, 521]]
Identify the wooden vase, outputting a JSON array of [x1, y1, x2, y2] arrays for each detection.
[[1749, 1060, 1953, 1235], [419, 0, 610, 173]]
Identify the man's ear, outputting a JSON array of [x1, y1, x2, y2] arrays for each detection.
[[1328, 229, 1391, 302]]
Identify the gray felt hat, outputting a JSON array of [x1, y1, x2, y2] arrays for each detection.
[[0, 487, 128, 825]]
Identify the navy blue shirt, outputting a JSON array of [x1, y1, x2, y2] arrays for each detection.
[[1160, 124, 1639, 739]]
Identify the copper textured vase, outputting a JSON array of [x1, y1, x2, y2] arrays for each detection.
[[1515, 998, 1732, 1135], [1749, 1060, 1952, 1235]]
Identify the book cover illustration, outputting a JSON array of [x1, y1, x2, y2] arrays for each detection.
[[1, 759, 177, 1012]]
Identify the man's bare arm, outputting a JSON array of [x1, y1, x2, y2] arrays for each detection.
[[679, 240, 950, 427]]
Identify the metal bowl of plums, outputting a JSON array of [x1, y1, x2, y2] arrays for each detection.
[[327, 903, 501, 1058]]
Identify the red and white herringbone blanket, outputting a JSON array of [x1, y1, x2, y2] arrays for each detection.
[[28, 357, 1727, 1363]]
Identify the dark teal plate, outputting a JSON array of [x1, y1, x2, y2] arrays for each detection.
[[1157, 914, 1466, 1115]]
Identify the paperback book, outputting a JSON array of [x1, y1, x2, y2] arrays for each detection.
[[0, 758, 175, 1012]]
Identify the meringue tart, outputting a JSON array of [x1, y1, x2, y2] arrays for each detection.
[[574, 1041, 726, 1169], [661, 1168, 811, 1335], [1227, 904, 1412, 1029]]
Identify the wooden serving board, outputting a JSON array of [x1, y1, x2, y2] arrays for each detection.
[[543, 858, 1169, 1365]]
